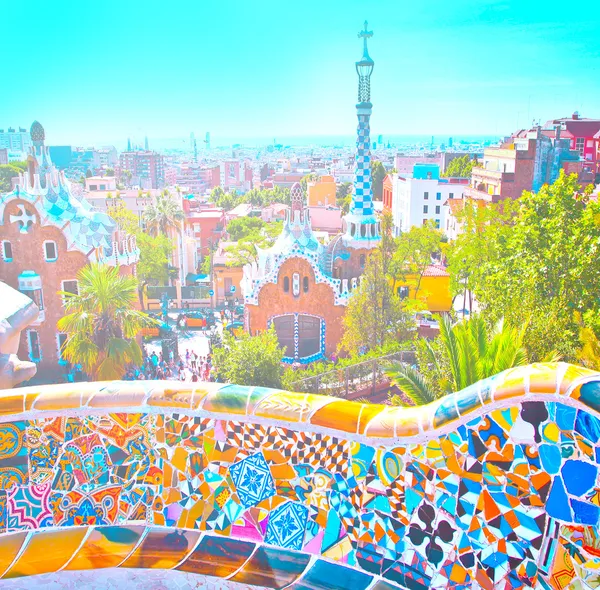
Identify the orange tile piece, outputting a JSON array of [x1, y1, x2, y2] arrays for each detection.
[[528, 363, 559, 394], [120, 528, 200, 569], [4, 528, 88, 578], [0, 393, 24, 416], [65, 525, 146, 571], [311, 400, 368, 433], [147, 386, 194, 409], [493, 368, 527, 402]]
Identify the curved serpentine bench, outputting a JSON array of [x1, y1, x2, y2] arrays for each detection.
[[0, 362, 599, 589]]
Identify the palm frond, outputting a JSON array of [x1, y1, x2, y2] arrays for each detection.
[[385, 362, 438, 406]]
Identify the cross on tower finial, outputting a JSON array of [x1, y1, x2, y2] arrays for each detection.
[[358, 21, 373, 54]]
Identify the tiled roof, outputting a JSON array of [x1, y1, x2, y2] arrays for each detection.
[[423, 263, 450, 277]]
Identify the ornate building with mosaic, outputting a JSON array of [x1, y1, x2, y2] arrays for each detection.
[[242, 23, 381, 362], [0, 121, 139, 380]]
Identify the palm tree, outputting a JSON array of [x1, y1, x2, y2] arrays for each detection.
[[143, 190, 184, 237], [57, 264, 155, 380], [386, 314, 531, 406]]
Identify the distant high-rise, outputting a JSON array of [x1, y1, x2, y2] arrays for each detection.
[[144, 136, 149, 151], [205, 132, 211, 151]]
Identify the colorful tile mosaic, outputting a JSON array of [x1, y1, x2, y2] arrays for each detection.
[[0, 363, 598, 588]]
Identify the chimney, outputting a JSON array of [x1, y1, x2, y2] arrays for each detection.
[[572, 111, 580, 120]]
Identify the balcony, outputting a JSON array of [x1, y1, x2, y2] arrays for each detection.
[[464, 185, 500, 202]]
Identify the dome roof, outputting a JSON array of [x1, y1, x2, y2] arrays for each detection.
[[30, 121, 45, 143]]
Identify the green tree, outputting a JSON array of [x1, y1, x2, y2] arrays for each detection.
[[57, 264, 154, 380], [137, 233, 172, 285], [340, 248, 414, 355], [370, 160, 387, 200], [386, 314, 529, 406], [105, 167, 115, 176], [389, 222, 444, 298], [336, 182, 352, 214], [227, 216, 265, 241], [0, 164, 24, 192], [85, 169, 93, 178], [212, 327, 284, 387], [442, 155, 478, 178], [143, 190, 184, 236], [448, 171, 599, 361], [107, 201, 140, 235], [300, 173, 318, 194]]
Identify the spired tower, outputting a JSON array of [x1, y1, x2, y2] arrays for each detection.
[[342, 21, 381, 249]]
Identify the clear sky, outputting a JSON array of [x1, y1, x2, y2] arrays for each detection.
[[4, 0, 599, 146]]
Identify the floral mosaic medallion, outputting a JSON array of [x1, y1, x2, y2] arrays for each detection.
[[229, 452, 276, 509], [265, 501, 309, 550]]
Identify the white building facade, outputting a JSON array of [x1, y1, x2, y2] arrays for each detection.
[[390, 164, 467, 236]]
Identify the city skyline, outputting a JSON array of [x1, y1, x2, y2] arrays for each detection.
[[4, 0, 600, 145]]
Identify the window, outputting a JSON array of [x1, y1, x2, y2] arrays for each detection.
[[100, 184, 106, 190], [273, 314, 323, 361], [303, 276, 309, 293], [360, 254, 366, 268], [292, 273, 300, 296], [423, 205, 428, 214], [273, 315, 294, 357], [27, 330, 41, 362], [436, 192, 441, 200], [576, 137, 585, 155], [44, 241, 57, 262], [424, 192, 429, 200], [1, 241, 12, 262], [397, 286, 409, 299], [435, 219, 440, 229], [57, 333, 68, 364], [283, 276, 290, 293], [449, 192, 454, 198], [297, 315, 321, 359], [435, 205, 441, 214], [62, 280, 79, 296]]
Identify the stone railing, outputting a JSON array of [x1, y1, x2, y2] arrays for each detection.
[[0, 363, 599, 588]]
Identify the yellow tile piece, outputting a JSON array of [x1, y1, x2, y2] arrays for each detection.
[[4, 528, 88, 578], [253, 391, 308, 423], [0, 532, 28, 578], [147, 386, 194, 409], [528, 363, 559, 394], [493, 368, 527, 402], [0, 393, 24, 416]]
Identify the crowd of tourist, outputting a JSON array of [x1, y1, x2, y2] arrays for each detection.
[[123, 348, 218, 382]]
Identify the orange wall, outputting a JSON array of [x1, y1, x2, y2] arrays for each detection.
[[307, 177, 336, 207]]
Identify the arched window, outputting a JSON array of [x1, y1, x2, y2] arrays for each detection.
[[283, 276, 290, 292], [292, 273, 300, 296], [360, 254, 366, 268], [303, 276, 309, 293]]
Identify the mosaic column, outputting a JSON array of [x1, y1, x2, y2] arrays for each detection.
[[351, 107, 374, 216]]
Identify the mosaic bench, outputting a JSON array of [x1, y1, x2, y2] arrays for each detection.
[[0, 363, 599, 589]]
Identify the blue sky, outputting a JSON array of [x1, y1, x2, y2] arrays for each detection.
[[4, 0, 600, 145]]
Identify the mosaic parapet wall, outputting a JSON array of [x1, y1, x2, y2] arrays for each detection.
[[0, 364, 600, 589]]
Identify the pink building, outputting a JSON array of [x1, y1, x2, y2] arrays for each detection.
[[118, 151, 165, 189]]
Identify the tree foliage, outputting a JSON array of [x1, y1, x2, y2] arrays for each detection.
[[225, 222, 282, 267], [442, 155, 478, 178], [370, 160, 387, 200], [212, 327, 284, 388], [210, 186, 290, 210], [340, 248, 415, 355], [143, 190, 184, 236], [137, 233, 172, 285], [336, 182, 352, 214], [227, 216, 267, 241], [0, 164, 25, 192], [447, 171, 599, 361], [386, 314, 530, 406], [389, 222, 444, 299], [57, 264, 154, 380]]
